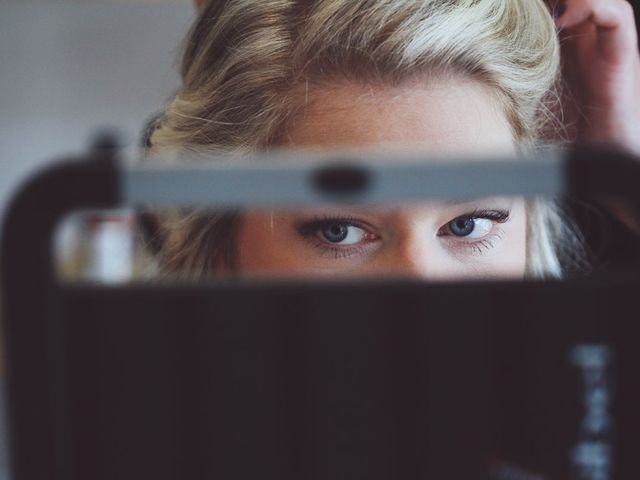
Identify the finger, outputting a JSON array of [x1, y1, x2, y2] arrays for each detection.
[[556, 0, 639, 61]]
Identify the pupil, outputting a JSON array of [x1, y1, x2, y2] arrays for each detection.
[[451, 217, 475, 237], [322, 223, 348, 243]]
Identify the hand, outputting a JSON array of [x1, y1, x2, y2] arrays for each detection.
[[551, 0, 640, 155]]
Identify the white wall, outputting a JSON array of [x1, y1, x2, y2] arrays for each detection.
[[0, 0, 195, 230]]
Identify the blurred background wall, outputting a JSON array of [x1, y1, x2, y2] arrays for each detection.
[[0, 0, 194, 232]]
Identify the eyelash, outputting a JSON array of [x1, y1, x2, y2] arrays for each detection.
[[297, 210, 510, 259], [452, 228, 506, 255]]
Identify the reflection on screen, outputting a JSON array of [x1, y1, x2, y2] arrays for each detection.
[[52, 192, 617, 283]]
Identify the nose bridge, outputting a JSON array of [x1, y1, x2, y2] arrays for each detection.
[[389, 221, 433, 279]]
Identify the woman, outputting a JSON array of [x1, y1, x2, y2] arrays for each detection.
[[145, 0, 640, 280]]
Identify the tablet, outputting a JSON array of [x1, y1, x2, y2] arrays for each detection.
[[2, 146, 639, 480]]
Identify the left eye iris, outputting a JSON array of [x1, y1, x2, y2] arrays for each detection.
[[449, 217, 475, 237], [319, 223, 365, 245], [447, 217, 492, 239]]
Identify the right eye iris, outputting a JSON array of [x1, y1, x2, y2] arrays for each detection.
[[321, 223, 349, 243]]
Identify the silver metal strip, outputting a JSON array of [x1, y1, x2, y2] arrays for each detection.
[[121, 149, 566, 207]]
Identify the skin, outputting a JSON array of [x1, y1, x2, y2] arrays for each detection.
[[550, 0, 640, 153], [236, 79, 528, 280], [192, 0, 640, 277]]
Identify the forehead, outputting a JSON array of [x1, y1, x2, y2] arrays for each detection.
[[286, 78, 515, 155]]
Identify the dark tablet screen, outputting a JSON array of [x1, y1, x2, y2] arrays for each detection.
[[43, 278, 636, 480]]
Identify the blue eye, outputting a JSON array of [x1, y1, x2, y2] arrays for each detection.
[[449, 217, 475, 237], [321, 223, 348, 243], [319, 222, 366, 245], [445, 217, 494, 239]]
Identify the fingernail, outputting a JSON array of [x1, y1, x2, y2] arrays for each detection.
[[553, 2, 567, 19]]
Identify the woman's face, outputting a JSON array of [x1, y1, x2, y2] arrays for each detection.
[[237, 78, 527, 280]]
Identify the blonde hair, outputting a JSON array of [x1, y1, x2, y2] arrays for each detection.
[[148, 0, 578, 279]]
